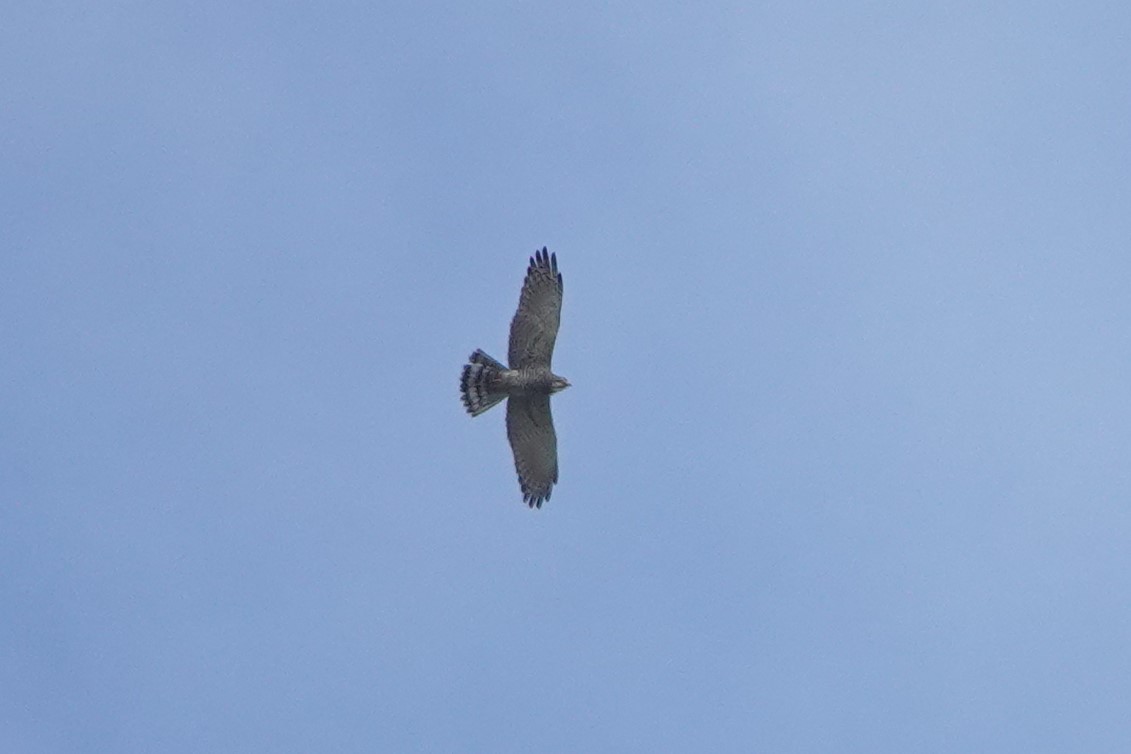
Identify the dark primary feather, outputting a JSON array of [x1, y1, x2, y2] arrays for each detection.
[[508, 247, 564, 369], [505, 394, 559, 508]]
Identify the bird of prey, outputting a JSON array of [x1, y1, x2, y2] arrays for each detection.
[[460, 248, 570, 508]]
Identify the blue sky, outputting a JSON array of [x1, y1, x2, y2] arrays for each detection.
[[4, 2, 1131, 752]]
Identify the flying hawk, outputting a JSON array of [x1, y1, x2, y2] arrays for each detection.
[[460, 248, 569, 508]]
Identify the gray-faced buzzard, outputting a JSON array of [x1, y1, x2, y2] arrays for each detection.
[[460, 248, 569, 508]]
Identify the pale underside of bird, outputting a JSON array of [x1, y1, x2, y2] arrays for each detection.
[[460, 248, 569, 508]]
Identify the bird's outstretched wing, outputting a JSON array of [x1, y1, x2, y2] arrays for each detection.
[[506, 394, 558, 508], [508, 248, 563, 369]]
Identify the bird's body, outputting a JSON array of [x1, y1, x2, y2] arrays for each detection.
[[499, 366, 564, 396], [460, 248, 569, 508]]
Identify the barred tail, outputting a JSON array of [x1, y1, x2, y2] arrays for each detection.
[[460, 350, 508, 416]]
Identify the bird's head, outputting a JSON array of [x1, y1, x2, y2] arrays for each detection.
[[550, 375, 571, 393]]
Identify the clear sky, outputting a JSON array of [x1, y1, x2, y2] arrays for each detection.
[[4, 2, 1131, 752]]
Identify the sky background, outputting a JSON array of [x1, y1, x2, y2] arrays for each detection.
[[4, 2, 1131, 752]]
